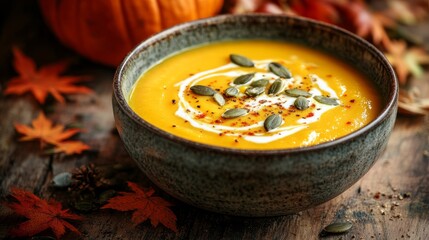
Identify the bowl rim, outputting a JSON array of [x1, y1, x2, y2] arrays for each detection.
[[113, 13, 398, 156]]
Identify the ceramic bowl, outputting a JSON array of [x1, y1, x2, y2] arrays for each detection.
[[112, 14, 398, 217]]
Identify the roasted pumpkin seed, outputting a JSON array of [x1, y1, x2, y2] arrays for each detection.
[[264, 114, 282, 131], [213, 93, 225, 106], [190, 85, 216, 96], [251, 79, 269, 87], [245, 86, 265, 97], [314, 95, 339, 105], [322, 222, 353, 234], [268, 62, 292, 78], [294, 96, 309, 110], [224, 87, 239, 97], [222, 108, 249, 119], [230, 54, 254, 67], [268, 79, 286, 95], [285, 88, 312, 98], [233, 73, 255, 85]]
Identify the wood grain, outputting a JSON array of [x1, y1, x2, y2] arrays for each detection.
[[1, 1, 428, 239]]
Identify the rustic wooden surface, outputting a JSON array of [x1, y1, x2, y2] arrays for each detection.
[[1, 1, 429, 239]]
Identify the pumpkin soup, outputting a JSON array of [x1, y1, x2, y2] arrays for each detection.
[[128, 40, 382, 149]]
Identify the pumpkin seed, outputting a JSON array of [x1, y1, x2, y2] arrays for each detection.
[[224, 87, 239, 97], [222, 108, 249, 119], [251, 79, 269, 87], [314, 95, 339, 105], [264, 114, 282, 131], [268, 79, 287, 95], [268, 62, 292, 78], [322, 222, 353, 234], [230, 54, 254, 67], [294, 96, 309, 110], [190, 85, 216, 96], [233, 73, 255, 85], [52, 172, 72, 188], [285, 88, 312, 98], [245, 86, 265, 97], [213, 93, 225, 106]]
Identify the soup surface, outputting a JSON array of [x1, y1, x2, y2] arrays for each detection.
[[128, 40, 382, 149]]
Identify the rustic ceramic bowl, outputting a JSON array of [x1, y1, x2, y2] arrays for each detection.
[[112, 14, 398, 217]]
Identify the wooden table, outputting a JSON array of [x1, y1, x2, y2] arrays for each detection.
[[1, 1, 428, 239]]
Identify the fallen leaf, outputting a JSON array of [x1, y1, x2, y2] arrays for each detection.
[[335, 1, 394, 48], [385, 41, 429, 84], [4, 47, 91, 104], [54, 141, 91, 155], [5, 188, 82, 239], [398, 88, 429, 116], [14, 112, 81, 147], [289, 0, 339, 24], [102, 181, 177, 232]]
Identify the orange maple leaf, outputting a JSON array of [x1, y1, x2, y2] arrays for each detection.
[[54, 141, 91, 155], [14, 112, 81, 146], [102, 182, 178, 232], [4, 47, 92, 104], [5, 188, 82, 239]]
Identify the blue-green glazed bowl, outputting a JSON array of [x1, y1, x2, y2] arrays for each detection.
[[112, 14, 398, 217]]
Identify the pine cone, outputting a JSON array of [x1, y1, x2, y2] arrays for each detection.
[[69, 163, 110, 193]]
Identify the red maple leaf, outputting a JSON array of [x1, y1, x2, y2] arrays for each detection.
[[4, 47, 92, 104], [5, 188, 82, 239], [289, 0, 340, 24], [334, 1, 394, 48], [102, 181, 178, 232]]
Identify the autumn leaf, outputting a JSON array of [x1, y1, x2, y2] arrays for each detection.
[[4, 47, 92, 104], [102, 181, 177, 232], [53, 141, 91, 155], [14, 112, 80, 146], [334, 0, 394, 48], [385, 40, 429, 84], [5, 188, 82, 239], [289, 0, 340, 24], [14, 111, 90, 154]]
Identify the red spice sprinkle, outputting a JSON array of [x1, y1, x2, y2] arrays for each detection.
[[326, 74, 332, 78], [215, 119, 223, 124], [306, 112, 314, 118], [374, 192, 381, 199], [196, 113, 206, 119], [350, 99, 355, 103], [259, 100, 267, 104], [346, 121, 352, 125], [219, 133, 224, 136], [172, 99, 176, 104]]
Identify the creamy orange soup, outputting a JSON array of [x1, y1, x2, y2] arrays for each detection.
[[128, 40, 382, 149]]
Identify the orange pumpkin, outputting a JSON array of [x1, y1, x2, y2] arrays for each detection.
[[38, 0, 224, 66]]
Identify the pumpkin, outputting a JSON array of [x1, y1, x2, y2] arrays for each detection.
[[38, 0, 224, 66]]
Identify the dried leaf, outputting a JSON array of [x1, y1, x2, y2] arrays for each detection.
[[385, 41, 429, 84], [5, 188, 82, 239], [335, 1, 394, 48], [4, 47, 92, 104], [398, 88, 429, 116], [102, 182, 177, 232], [14, 112, 90, 155], [290, 0, 339, 24], [54, 141, 91, 155], [14, 112, 81, 146]]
